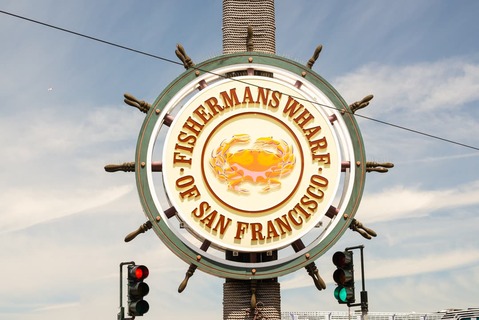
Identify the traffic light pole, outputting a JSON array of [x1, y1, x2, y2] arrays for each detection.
[[118, 261, 135, 320], [345, 245, 368, 318]]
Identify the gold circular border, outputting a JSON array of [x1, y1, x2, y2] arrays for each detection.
[[201, 112, 305, 214]]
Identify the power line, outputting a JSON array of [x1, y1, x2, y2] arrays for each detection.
[[0, 9, 183, 68], [1, 9, 478, 152], [354, 114, 479, 151]]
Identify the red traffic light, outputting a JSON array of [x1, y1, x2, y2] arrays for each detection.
[[129, 265, 149, 281]]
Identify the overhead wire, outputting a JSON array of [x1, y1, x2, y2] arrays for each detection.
[[1, 9, 478, 152]]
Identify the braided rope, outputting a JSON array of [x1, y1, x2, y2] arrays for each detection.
[[223, 281, 281, 320], [222, 2, 278, 319], [222, 0, 276, 54]]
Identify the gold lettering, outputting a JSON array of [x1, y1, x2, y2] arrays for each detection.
[[182, 116, 204, 136], [313, 153, 331, 165], [288, 209, 303, 226], [266, 220, 280, 238], [268, 90, 282, 109], [283, 96, 303, 118], [191, 201, 210, 218], [220, 88, 240, 109], [235, 221, 248, 240], [294, 109, 314, 129], [242, 86, 254, 104], [303, 125, 322, 140], [255, 87, 270, 105], [205, 96, 224, 116], [176, 175, 201, 199], [310, 136, 328, 153], [213, 214, 232, 235], [200, 210, 218, 228], [173, 152, 192, 165], [274, 214, 292, 235], [250, 222, 265, 241], [193, 105, 213, 124]]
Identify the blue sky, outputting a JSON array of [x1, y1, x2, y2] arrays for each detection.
[[1, 1, 479, 319]]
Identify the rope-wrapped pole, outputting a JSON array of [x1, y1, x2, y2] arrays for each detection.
[[222, 1, 280, 319], [224, 280, 281, 320], [222, 0, 276, 54]]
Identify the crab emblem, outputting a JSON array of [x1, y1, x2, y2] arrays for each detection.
[[209, 134, 295, 193]]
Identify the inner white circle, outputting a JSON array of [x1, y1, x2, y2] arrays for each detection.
[[202, 112, 302, 213], [161, 76, 341, 252]]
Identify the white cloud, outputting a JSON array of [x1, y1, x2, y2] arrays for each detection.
[[0, 184, 133, 233], [367, 250, 479, 279], [33, 303, 80, 312], [359, 180, 479, 223], [335, 58, 479, 115]]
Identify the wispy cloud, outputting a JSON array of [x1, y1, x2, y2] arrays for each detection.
[[335, 57, 479, 115], [359, 180, 479, 223], [0, 184, 133, 233], [33, 302, 80, 312]]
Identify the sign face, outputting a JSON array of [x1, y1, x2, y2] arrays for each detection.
[[162, 76, 341, 252]]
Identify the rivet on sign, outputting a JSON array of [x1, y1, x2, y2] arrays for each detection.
[[343, 214, 349, 219], [301, 71, 307, 77], [251, 269, 256, 275], [155, 109, 161, 114], [196, 255, 202, 261], [156, 216, 161, 221], [248, 57, 253, 63], [195, 70, 200, 76], [141, 162, 146, 168], [305, 253, 311, 259], [356, 161, 361, 167]]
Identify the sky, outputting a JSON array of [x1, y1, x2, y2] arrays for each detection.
[[1, 1, 479, 319]]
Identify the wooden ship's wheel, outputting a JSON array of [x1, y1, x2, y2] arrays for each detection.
[[107, 50, 391, 283]]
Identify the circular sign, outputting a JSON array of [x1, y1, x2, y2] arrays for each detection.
[[135, 53, 366, 279], [162, 76, 341, 252]]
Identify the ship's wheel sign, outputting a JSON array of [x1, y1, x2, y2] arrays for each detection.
[[118, 52, 391, 282]]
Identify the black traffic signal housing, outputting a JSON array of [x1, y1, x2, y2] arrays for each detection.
[[332, 250, 355, 305], [127, 265, 150, 316]]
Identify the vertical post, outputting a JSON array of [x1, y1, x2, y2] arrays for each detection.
[[345, 245, 368, 319], [118, 261, 135, 320], [359, 246, 368, 320], [222, 0, 276, 54], [222, 1, 279, 319]]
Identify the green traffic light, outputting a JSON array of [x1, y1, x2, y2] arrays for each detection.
[[334, 287, 347, 302]]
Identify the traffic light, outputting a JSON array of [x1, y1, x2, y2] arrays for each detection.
[[127, 265, 150, 316], [332, 250, 355, 304]]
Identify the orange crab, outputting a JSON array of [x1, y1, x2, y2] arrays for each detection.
[[209, 134, 295, 193]]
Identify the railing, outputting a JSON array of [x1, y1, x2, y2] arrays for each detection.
[[281, 311, 448, 320]]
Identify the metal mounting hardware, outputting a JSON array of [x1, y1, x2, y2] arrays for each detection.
[[246, 26, 254, 52]]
